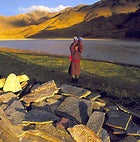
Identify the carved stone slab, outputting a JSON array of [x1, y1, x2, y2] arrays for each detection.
[[0, 92, 26, 125], [60, 84, 91, 98], [68, 124, 102, 142], [106, 110, 132, 130], [87, 111, 105, 135], [98, 128, 110, 142], [113, 119, 140, 136], [23, 109, 60, 124], [4, 99, 26, 124], [35, 123, 75, 142], [56, 96, 92, 124], [21, 80, 59, 104], [126, 119, 140, 136]]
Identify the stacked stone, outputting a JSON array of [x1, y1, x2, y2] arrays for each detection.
[[0, 73, 140, 142]]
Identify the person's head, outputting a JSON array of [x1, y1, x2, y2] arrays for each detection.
[[74, 44, 78, 51]]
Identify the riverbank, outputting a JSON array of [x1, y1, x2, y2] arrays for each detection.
[[0, 47, 140, 100]]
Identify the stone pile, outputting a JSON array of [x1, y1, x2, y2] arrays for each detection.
[[0, 73, 140, 142]]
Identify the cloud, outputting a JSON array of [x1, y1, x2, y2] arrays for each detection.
[[18, 5, 69, 13]]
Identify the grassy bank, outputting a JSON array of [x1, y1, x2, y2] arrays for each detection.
[[0, 50, 140, 99]]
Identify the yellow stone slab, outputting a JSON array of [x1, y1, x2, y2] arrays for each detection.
[[22, 129, 63, 142], [0, 78, 5, 88], [17, 74, 29, 82], [21, 80, 59, 104], [68, 124, 102, 142]]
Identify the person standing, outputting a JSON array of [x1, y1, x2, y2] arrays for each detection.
[[68, 37, 84, 83]]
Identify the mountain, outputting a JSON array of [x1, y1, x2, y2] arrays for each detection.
[[0, 0, 139, 39]]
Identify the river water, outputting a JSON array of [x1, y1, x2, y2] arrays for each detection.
[[0, 39, 140, 66]]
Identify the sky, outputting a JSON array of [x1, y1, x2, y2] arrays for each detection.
[[0, 0, 99, 16]]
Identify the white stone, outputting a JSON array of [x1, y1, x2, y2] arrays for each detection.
[[3, 73, 22, 93]]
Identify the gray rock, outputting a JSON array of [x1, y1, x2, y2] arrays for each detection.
[[23, 109, 60, 124], [126, 119, 140, 136], [116, 104, 140, 119], [98, 128, 110, 142], [119, 136, 138, 142], [60, 84, 91, 98], [106, 110, 132, 130], [31, 101, 51, 111], [57, 96, 93, 124], [4, 99, 26, 124], [112, 119, 140, 136], [87, 111, 105, 135]]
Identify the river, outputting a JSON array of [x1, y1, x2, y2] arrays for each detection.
[[0, 38, 140, 66]]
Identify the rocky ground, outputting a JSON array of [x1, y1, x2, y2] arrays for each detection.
[[0, 73, 140, 142]]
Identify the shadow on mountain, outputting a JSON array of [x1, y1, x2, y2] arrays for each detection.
[[28, 9, 140, 39]]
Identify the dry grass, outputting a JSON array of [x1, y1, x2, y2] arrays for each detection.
[[0, 48, 140, 99]]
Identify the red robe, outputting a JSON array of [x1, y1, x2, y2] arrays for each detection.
[[69, 40, 84, 75]]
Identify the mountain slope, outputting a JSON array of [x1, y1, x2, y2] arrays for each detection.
[[0, 0, 139, 39]]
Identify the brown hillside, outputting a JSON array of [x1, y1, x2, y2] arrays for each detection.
[[0, 0, 139, 39]]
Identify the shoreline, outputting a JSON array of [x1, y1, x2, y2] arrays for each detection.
[[0, 46, 140, 68], [0, 37, 140, 42]]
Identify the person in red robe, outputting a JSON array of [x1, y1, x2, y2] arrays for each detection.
[[68, 37, 84, 83]]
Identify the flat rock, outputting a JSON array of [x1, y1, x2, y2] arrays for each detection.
[[67, 124, 102, 142], [3, 73, 22, 93], [4, 99, 26, 124], [0, 92, 17, 103], [31, 101, 50, 111], [0, 78, 5, 88], [0, 107, 23, 137], [119, 136, 138, 142], [35, 123, 75, 142], [56, 96, 93, 124], [98, 128, 110, 142], [113, 119, 140, 136], [21, 80, 59, 104], [87, 111, 105, 135], [126, 119, 140, 136], [106, 110, 132, 130], [0, 91, 26, 125], [23, 109, 60, 124], [21, 129, 63, 142], [86, 92, 101, 100], [60, 84, 91, 98], [116, 104, 140, 119]]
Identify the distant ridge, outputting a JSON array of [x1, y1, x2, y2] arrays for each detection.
[[0, 0, 139, 39]]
